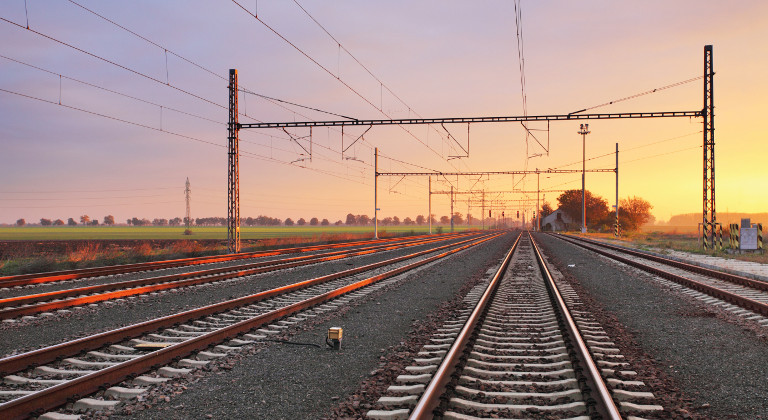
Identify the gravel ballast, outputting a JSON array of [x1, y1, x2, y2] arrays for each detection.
[[102, 232, 515, 419], [536, 233, 768, 419], [0, 235, 482, 358]]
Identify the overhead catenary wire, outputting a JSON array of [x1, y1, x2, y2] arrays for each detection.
[[290, 0, 469, 163], [230, 0, 464, 168]]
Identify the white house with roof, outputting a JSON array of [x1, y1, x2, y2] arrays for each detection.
[[541, 208, 575, 232]]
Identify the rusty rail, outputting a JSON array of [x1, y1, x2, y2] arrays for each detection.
[[410, 232, 520, 418], [551, 233, 768, 317], [0, 233, 503, 420], [0, 233, 474, 319], [530, 234, 621, 419], [0, 232, 473, 288]]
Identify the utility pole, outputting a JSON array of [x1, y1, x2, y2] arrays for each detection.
[[450, 185, 454, 233], [615, 143, 619, 237], [374, 147, 379, 239], [578, 123, 591, 234], [184, 177, 191, 233], [481, 190, 485, 231], [227, 69, 240, 253], [536, 169, 540, 232], [428, 176, 432, 234]]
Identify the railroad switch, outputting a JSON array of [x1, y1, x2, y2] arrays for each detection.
[[326, 327, 343, 350]]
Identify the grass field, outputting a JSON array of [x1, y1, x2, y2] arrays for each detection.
[[0, 225, 479, 241]]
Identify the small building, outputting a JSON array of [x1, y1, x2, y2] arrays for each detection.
[[541, 208, 574, 232]]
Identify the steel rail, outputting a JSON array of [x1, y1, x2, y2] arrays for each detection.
[[530, 233, 622, 419], [551, 234, 768, 317], [559, 234, 768, 291], [0, 233, 476, 317], [0, 233, 503, 420], [0, 231, 467, 287], [0, 232, 501, 378], [409, 232, 521, 418]]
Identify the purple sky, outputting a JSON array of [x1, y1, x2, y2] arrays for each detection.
[[1, 1, 766, 225]]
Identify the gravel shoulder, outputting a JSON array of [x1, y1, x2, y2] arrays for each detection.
[[536, 233, 768, 419], [105, 232, 515, 419]]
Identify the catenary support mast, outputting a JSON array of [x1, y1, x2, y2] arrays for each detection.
[[228, 69, 241, 253], [703, 45, 715, 249]]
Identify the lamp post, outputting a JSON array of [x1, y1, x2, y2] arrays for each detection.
[[577, 124, 591, 233]]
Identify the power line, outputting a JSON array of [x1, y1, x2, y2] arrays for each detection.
[[230, 0, 461, 166], [570, 76, 703, 114]]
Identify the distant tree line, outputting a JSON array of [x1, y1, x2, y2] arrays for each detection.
[[13, 212, 481, 227]]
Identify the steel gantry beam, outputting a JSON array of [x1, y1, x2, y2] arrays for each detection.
[[226, 46, 714, 247], [376, 168, 616, 177], [239, 111, 701, 129]]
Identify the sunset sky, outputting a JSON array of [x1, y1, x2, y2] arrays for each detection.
[[1, 1, 766, 226]]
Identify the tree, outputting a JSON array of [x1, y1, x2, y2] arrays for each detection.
[[334, 220, 343, 226], [404, 217, 414, 225], [169, 217, 183, 226], [540, 202, 554, 220], [152, 218, 168, 226], [345, 213, 356, 225], [297, 218, 307, 226], [104, 215, 115, 226], [557, 189, 610, 231], [392, 216, 401, 226], [619, 196, 654, 232], [53, 219, 64, 226], [440, 215, 450, 225], [67, 218, 77, 226], [40, 218, 52, 226], [16, 218, 25, 227], [310, 217, 319, 226], [358, 215, 371, 225], [80, 215, 91, 225], [415, 215, 426, 225], [453, 212, 464, 225], [90, 219, 99, 226], [382, 217, 393, 226], [284, 217, 294, 226], [321, 218, 329, 226]]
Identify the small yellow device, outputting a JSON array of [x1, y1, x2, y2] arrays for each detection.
[[327, 327, 343, 350]]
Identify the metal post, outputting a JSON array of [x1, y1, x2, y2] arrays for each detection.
[[227, 69, 241, 253], [703, 45, 715, 249], [184, 177, 192, 233], [615, 143, 619, 237], [481, 190, 485, 231], [536, 170, 540, 232], [450, 185, 454, 233], [374, 147, 378, 239], [428, 176, 432, 234], [578, 124, 590, 233]]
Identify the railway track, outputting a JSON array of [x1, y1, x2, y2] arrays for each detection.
[[0, 232, 468, 289], [0, 233, 481, 320], [0, 231, 502, 419], [550, 234, 768, 324], [367, 233, 664, 419]]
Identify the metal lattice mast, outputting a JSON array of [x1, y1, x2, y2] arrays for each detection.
[[228, 69, 241, 253], [185, 177, 191, 231], [703, 45, 715, 249]]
